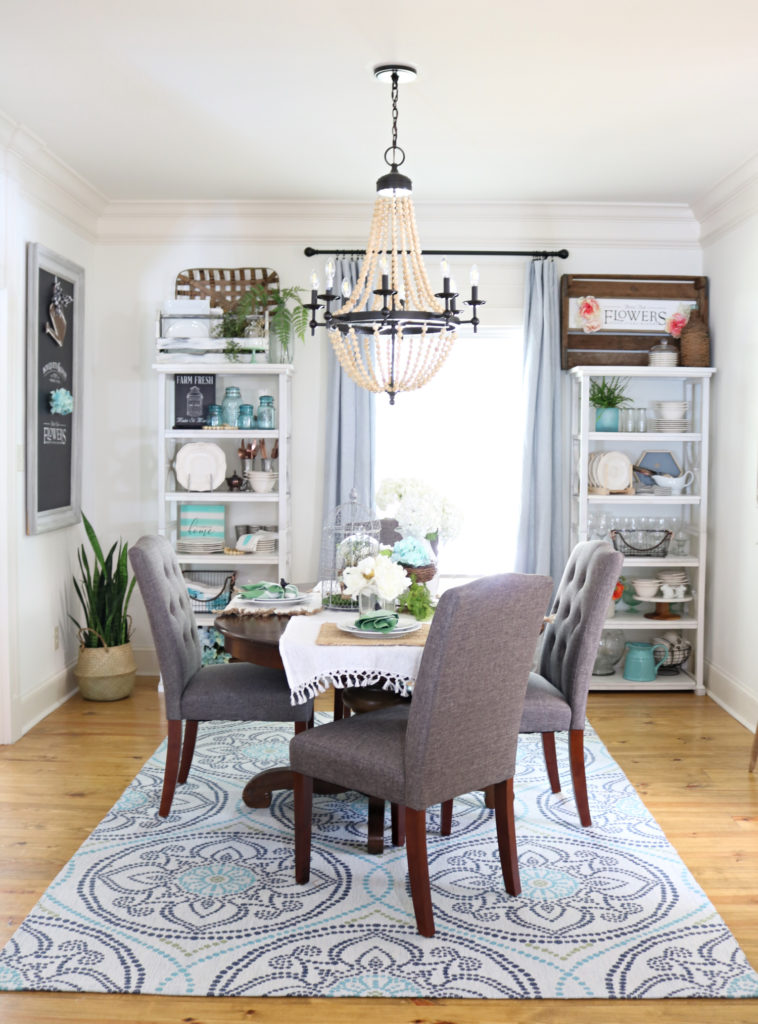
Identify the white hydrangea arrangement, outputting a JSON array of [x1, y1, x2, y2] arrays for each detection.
[[341, 555, 410, 601], [376, 477, 463, 543]]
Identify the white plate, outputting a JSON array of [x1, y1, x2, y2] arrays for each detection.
[[597, 451, 632, 491], [338, 615, 422, 638], [175, 443, 226, 490]]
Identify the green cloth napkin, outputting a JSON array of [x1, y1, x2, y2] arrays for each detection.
[[354, 611, 400, 632], [239, 582, 299, 599]]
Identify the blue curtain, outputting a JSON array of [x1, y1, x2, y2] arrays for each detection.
[[514, 258, 567, 584], [321, 259, 376, 526]]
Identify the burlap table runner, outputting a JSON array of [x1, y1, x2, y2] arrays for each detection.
[[316, 622, 430, 647]]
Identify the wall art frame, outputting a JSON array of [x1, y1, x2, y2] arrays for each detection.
[[560, 273, 708, 369], [26, 243, 84, 534]]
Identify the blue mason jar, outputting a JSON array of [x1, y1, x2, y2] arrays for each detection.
[[206, 404, 222, 427], [221, 386, 242, 428], [238, 404, 255, 429], [257, 394, 276, 429]]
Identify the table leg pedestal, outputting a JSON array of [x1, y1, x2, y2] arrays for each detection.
[[243, 770, 346, 808]]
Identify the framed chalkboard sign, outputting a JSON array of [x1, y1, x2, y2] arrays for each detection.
[[26, 244, 84, 534]]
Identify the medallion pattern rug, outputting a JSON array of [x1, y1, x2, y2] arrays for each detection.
[[1, 716, 757, 999]]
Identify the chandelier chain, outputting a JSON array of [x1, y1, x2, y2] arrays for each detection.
[[385, 70, 405, 169]]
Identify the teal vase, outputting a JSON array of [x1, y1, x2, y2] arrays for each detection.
[[595, 407, 619, 432]]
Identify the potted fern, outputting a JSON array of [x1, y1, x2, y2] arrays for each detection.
[[589, 376, 631, 432], [213, 284, 307, 363], [71, 514, 137, 701]]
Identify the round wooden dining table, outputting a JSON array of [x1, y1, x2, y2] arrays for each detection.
[[213, 608, 347, 809]]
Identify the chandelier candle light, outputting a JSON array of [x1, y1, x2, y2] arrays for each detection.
[[305, 64, 484, 403]]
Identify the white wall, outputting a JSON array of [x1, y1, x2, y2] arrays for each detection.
[[696, 162, 758, 729], [0, 126, 102, 742]]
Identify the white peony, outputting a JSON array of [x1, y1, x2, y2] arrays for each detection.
[[372, 556, 410, 601], [341, 554, 409, 600]]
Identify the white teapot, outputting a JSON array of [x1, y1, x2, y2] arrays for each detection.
[[652, 470, 694, 494]]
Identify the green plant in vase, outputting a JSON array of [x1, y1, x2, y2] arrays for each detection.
[[212, 285, 307, 363], [589, 376, 631, 432]]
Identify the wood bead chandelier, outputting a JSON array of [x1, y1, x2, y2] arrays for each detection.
[[305, 64, 484, 404]]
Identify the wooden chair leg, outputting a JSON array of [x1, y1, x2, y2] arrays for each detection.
[[483, 785, 495, 809], [440, 798, 453, 836], [294, 772, 313, 884], [750, 724, 758, 772], [159, 719, 182, 817], [569, 729, 592, 827], [391, 803, 406, 846], [332, 689, 346, 719], [294, 720, 308, 735], [367, 797, 386, 854], [405, 807, 434, 937], [541, 732, 561, 793], [177, 719, 198, 784], [493, 777, 521, 896]]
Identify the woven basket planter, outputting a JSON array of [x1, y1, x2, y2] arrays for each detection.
[[399, 562, 436, 585], [74, 632, 136, 701]]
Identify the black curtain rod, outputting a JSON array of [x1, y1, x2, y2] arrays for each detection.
[[304, 246, 569, 260]]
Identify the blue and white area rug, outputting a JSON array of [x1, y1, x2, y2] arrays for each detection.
[[1, 717, 757, 999]]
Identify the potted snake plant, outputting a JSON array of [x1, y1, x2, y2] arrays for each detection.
[[71, 514, 137, 701]]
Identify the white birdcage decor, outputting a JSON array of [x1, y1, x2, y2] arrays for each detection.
[[319, 489, 380, 609]]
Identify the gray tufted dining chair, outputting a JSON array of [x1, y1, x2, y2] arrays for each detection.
[[518, 539, 624, 826], [289, 572, 553, 937], [129, 535, 313, 817]]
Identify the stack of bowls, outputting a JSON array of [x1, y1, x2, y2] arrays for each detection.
[[245, 470, 278, 493], [632, 578, 660, 599], [650, 401, 689, 432]]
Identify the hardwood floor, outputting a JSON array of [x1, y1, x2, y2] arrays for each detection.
[[1, 680, 757, 1023]]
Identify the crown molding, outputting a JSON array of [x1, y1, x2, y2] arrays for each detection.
[[692, 153, 758, 246], [0, 111, 107, 240], [95, 197, 700, 250]]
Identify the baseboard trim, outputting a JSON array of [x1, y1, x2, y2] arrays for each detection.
[[16, 664, 78, 740], [705, 659, 758, 732], [133, 645, 159, 676]]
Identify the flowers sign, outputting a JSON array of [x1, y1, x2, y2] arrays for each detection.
[[569, 296, 697, 335], [341, 555, 409, 602]]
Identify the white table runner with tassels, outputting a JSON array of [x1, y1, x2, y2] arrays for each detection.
[[279, 610, 422, 705]]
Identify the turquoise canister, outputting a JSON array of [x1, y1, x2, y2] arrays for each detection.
[[622, 641, 668, 682]]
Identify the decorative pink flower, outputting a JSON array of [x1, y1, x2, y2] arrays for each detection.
[[665, 310, 689, 339], [577, 295, 602, 334]]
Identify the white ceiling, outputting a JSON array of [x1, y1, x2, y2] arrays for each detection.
[[1, 0, 756, 205]]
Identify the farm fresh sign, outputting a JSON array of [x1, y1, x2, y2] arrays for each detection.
[[568, 297, 697, 335]]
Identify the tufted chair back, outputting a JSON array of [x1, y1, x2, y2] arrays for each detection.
[[129, 535, 202, 720], [538, 540, 624, 728], [403, 573, 553, 809]]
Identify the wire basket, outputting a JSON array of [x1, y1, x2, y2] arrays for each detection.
[[610, 529, 672, 557], [653, 638, 692, 673], [182, 571, 237, 612]]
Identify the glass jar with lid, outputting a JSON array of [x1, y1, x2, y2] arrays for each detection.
[[649, 338, 678, 367], [221, 386, 242, 427], [256, 394, 276, 429], [238, 404, 255, 429], [206, 404, 222, 427]]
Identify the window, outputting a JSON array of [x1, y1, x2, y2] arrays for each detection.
[[375, 326, 524, 578]]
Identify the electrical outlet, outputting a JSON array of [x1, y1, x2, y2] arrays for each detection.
[[54, 626, 60, 650]]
